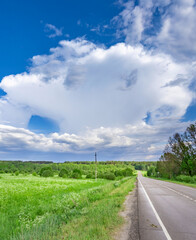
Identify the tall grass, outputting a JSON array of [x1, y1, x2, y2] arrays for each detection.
[[0, 174, 136, 240]]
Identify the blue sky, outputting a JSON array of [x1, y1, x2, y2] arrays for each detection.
[[0, 0, 195, 162], [0, 0, 120, 80]]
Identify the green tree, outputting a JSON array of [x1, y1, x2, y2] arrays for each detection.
[[41, 170, 53, 177], [158, 122, 196, 177], [59, 168, 69, 177]]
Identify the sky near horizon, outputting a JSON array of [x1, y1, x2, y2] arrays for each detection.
[[0, 0, 196, 162]]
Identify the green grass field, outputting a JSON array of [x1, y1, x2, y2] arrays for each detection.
[[0, 174, 136, 240]]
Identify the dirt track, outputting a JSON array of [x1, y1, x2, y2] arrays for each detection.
[[114, 181, 139, 240]]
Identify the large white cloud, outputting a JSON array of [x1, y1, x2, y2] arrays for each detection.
[[0, 0, 195, 161], [0, 39, 193, 134]]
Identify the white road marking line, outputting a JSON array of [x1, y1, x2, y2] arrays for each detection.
[[138, 178, 172, 240], [161, 185, 196, 202]]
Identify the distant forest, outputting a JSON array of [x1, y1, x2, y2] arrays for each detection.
[[0, 160, 156, 181]]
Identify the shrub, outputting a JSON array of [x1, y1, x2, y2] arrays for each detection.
[[147, 166, 156, 177], [59, 168, 69, 177], [71, 171, 82, 179], [104, 172, 116, 180], [86, 173, 95, 179], [41, 170, 53, 177], [62, 174, 68, 178], [86, 173, 92, 179], [32, 172, 37, 176], [176, 175, 196, 183], [97, 172, 105, 178], [15, 171, 19, 176], [40, 167, 52, 176], [73, 168, 82, 175], [114, 170, 123, 177], [71, 168, 82, 179], [124, 168, 133, 176]]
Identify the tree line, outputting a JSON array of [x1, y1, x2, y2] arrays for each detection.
[[149, 122, 196, 179]]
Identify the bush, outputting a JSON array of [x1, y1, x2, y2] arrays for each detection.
[[62, 174, 68, 178], [175, 175, 196, 183], [71, 171, 82, 179], [97, 172, 105, 179], [40, 167, 53, 176], [73, 168, 82, 175], [59, 168, 69, 177], [41, 170, 54, 177], [114, 170, 123, 177], [123, 168, 133, 176], [71, 168, 82, 179], [15, 171, 19, 176], [104, 172, 116, 180], [71, 169, 81, 179], [147, 166, 156, 177], [32, 172, 37, 176], [86, 173, 94, 179]]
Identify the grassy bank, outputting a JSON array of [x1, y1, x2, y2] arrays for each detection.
[[0, 174, 136, 240], [140, 170, 196, 188]]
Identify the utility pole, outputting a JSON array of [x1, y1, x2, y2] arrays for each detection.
[[95, 152, 97, 180]]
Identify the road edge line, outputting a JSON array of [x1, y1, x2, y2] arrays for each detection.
[[138, 178, 172, 240]]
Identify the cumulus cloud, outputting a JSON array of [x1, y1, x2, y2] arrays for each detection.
[[45, 23, 63, 38], [0, 39, 193, 135], [1, 0, 196, 161], [0, 120, 190, 161]]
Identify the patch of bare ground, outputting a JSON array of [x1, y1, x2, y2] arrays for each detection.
[[113, 180, 139, 240]]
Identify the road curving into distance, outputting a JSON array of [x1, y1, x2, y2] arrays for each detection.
[[137, 173, 196, 240]]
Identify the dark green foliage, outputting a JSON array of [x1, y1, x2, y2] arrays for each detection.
[[97, 172, 105, 178], [86, 173, 94, 179], [157, 122, 196, 179], [123, 167, 133, 176], [71, 168, 82, 179], [114, 170, 123, 177], [41, 169, 54, 177], [40, 167, 53, 176], [175, 175, 196, 183], [73, 168, 82, 175], [15, 171, 19, 176], [147, 166, 156, 177], [104, 172, 116, 180], [71, 172, 81, 179], [132, 162, 156, 171], [0, 160, 136, 181], [59, 168, 69, 177], [62, 174, 68, 178]]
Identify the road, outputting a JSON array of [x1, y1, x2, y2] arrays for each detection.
[[138, 173, 196, 240]]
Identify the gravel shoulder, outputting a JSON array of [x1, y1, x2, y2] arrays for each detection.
[[113, 181, 139, 240]]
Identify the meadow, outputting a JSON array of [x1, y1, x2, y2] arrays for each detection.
[[0, 173, 136, 240]]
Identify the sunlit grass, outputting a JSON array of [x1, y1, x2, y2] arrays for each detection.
[[0, 174, 136, 240]]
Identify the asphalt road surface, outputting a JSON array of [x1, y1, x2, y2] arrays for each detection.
[[138, 173, 196, 240]]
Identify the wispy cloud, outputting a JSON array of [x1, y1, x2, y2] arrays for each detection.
[[114, 0, 196, 62], [45, 23, 63, 38]]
